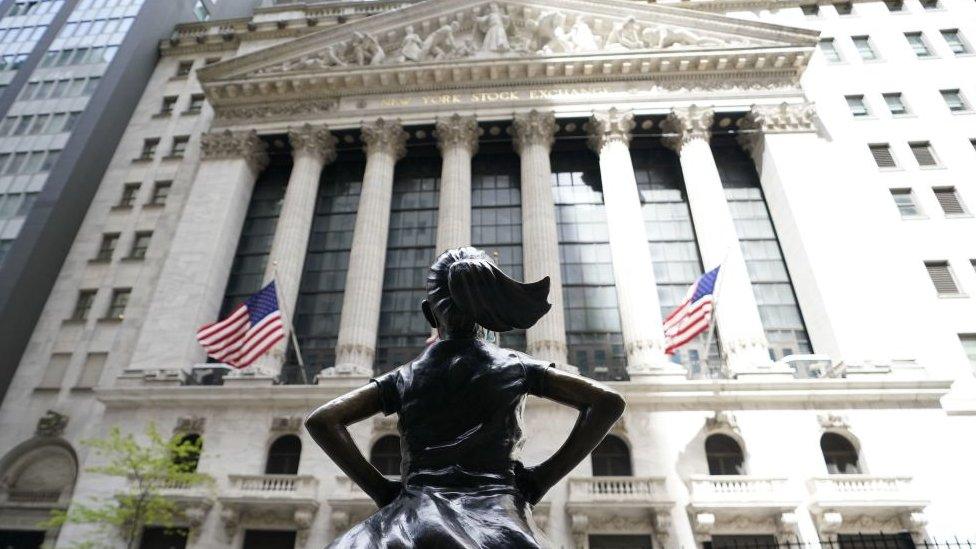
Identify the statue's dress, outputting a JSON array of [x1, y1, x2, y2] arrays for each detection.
[[328, 337, 551, 548]]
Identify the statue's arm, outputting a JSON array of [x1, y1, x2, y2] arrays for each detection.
[[305, 384, 401, 507], [520, 368, 626, 504]]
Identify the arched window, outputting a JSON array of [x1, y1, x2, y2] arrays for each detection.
[[591, 435, 632, 476], [0, 442, 77, 504], [370, 435, 401, 477], [172, 433, 202, 473], [821, 432, 861, 474], [705, 434, 745, 475], [265, 435, 301, 475]]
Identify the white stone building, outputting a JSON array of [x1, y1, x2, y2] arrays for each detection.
[[1, 0, 975, 547]]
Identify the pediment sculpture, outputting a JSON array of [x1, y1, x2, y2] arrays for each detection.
[[250, 2, 749, 77]]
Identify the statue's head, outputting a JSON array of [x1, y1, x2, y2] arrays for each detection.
[[422, 247, 551, 339]]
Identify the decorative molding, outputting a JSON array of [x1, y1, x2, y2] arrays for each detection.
[[512, 109, 556, 153], [737, 102, 819, 158], [587, 108, 635, 152], [200, 129, 269, 173], [360, 118, 409, 159], [817, 413, 850, 431], [214, 99, 338, 125], [435, 114, 480, 155], [271, 416, 303, 433], [35, 410, 68, 437], [661, 105, 713, 152], [288, 124, 338, 164], [174, 416, 206, 434], [704, 411, 740, 435]]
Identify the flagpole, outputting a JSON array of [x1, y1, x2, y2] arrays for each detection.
[[272, 262, 310, 385], [700, 247, 731, 377]]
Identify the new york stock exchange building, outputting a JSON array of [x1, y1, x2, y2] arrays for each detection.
[[2, 0, 976, 547]]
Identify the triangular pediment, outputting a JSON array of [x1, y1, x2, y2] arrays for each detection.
[[199, 0, 817, 106]]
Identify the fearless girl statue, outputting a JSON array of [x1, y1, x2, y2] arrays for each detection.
[[306, 247, 626, 548]]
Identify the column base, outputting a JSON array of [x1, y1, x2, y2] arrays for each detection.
[[222, 369, 277, 386], [320, 363, 374, 378], [627, 363, 688, 382]]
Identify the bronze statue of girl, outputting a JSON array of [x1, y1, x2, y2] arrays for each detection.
[[306, 247, 625, 548]]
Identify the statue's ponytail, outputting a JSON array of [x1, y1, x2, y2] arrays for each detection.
[[427, 248, 551, 333]]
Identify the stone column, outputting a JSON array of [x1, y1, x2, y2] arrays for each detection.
[[434, 114, 478, 252], [587, 109, 681, 378], [253, 124, 336, 376], [661, 106, 774, 375], [512, 110, 569, 368], [331, 119, 408, 377], [131, 130, 268, 372]]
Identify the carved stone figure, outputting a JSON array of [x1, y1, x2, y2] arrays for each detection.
[[306, 248, 625, 548], [605, 16, 644, 50], [642, 26, 725, 49], [568, 18, 599, 51], [533, 12, 572, 54], [351, 31, 385, 65], [476, 3, 511, 53], [422, 21, 462, 60], [397, 25, 425, 62]]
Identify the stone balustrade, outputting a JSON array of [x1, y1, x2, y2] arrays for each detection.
[[689, 475, 793, 506], [809, 474, 924, 507], [227, 474, 318, 499], [568, 476, 669, 504]]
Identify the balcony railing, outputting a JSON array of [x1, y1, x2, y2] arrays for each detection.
[[568, 476, 669, 504], [689, 475, 794, 507], [809, 475, 925, 507], [5, 489, 62, 504], [227, 474, 318, 500]]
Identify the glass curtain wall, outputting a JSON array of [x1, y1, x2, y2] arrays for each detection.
[[471, 138, 526, 352], [712, 135, 811, 360], [375, 141, 439, 374], [551, 128, 625, 380], [289, 147, 364, 382]]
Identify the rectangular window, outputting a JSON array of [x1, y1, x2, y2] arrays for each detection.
[[169, 136, 189, 157], [94, 233, 119, 262], [942, 29, 970, 54], [869, 143, 897, 168], [71, 290, 97, 321], [13, 116, 33, 136], [118, 183, 139, 208], [933, 186, 967, 215], [159, 96, 177, 115], [138, 138, 159, 160], [186, 94, 205, 114], [74, 353, 107, 389], [890, 188, 920, 217], [801, 4, 819, 15], [5, 152, 27, 175], [28, 114, 50, 135], [176, 60, 194, 77], [148, 181, 172, 206], [883, 92, 908, 115], [909, 141, 939, 166], [960, 334, 976, 373], [105, 288, 131, 320], [834, 1, 853, 14], [925, 261, 960, 295], [885, 0, 904, 11], [37, 353, 71, 390], [941, 89, 968, 112], [846, 95, 869, 116], [0, 117, 16, 136], [194, 0, 210, 21], [906, 32, 933, 57], [41, 150, 60, 172], [819, 38, 842, 62], [920, 0, 940, 9], [129, 231, 152, 259], [852, 36, 877, 60]]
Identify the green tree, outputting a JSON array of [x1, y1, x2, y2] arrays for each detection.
[[43, 423, 213, 549]]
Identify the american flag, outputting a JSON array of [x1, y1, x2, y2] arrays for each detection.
[[663, 266, 721, 355], [196, 281, 285, 368]]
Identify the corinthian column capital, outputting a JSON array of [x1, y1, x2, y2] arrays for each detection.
[[512, 110, 556, 154], [661, 106, 714, 153], [735, 102, 819, 161], [435, 114, 479, 155], [288, 123, 338, 164], [361, 118, 408, 160], [587, 108, 635, 153], [201, 129, 269, 173]]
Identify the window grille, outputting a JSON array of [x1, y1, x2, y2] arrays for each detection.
[[909, 142, 938, 166], [925, 261, 959, 295], [933, 187, 966, 215], [869, 144, 896, 168]]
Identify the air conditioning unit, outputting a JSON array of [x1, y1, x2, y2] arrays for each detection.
[[185, 363, 233, 386]]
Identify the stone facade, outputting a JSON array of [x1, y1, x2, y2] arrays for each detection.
[[1, 0, 976, 548]]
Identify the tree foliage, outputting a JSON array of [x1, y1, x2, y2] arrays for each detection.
[[43, 423, 213, 549]]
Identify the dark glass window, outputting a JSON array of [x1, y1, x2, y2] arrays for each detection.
[[471, 141, 525, 351], [292, 150, 363, 380], [713, 137, 810, 361], [242, 530, 295, 549], [370, 435, 401, 477], [705, 434, 745, 475], [589, 535, 653, 549], [705, 535, 778, 549], [552, 140, 624, 380], [631, 137, 717, 375], [375, 146, 440, 374], [821, 432, 861, 474], [591, 435, 632, 476], [265, 435, 301, 475], [219, 165, 287, 317], [139, 527, 188, 549], [172, 433, 202, 473], [838, 534, 915, 549], [0, 530, 45, 549]]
